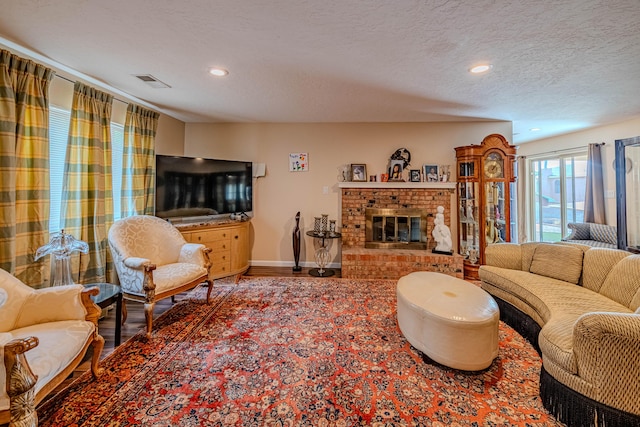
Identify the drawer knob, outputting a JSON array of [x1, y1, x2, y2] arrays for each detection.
[[234, 235, 239, 239]]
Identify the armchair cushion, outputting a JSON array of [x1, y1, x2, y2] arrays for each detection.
[[151, 263, 207, 294]]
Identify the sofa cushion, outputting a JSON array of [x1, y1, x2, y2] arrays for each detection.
[[581, 248, 630, 293], [599, 255, 640, 310], [529, 243, 584, 284], [10, 320, 95, 397], [590, 223, 617, 245]]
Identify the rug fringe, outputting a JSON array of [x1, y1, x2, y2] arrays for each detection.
[[540, 367, 640, 427]]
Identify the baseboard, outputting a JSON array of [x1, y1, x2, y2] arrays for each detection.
[[249, 260, 341, 269]]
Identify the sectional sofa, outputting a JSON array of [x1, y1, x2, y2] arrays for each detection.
[[479, 242, 640, 427]]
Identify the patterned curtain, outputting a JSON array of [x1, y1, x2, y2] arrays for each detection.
[[121, 103, 159, 217], [60, 82, 114, 284], [0, 49, 54, 286], [584, 142, 606, 224]]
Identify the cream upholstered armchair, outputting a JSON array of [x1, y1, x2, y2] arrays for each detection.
[[108, 215, 213, 338], [0, 268, 103, 427]]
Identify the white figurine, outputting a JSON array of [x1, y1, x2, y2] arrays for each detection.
[[432, 206, 453, 253]]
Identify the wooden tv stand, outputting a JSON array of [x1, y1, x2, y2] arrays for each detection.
[[177, 219, 250, 281]]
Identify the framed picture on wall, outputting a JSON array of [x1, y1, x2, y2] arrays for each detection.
[[409, 169, 421, 182], [424, 164, 439, 182]]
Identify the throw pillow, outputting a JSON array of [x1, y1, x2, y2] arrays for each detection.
[[529, 243, 584, 284]]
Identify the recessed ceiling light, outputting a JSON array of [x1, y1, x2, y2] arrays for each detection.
[[470, 64, 492, 74], [208, 67, 229, 77]]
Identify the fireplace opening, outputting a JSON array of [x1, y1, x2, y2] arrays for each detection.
[[365, 208, 428, 249]]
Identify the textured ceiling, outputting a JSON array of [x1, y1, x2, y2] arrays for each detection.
[[1, 0, 639, 144]]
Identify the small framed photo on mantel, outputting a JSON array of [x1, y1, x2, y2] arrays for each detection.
[[350, 164, 367, 182], [409, 169, 421, 182], [389, 160, 404, 181], [424, 164, 440, 182]]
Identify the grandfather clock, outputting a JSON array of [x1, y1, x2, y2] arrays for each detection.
[[455, 134, 516, 279]]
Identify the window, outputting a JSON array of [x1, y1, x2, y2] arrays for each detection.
[[48, 106, 124, 233], [529, 152, 587, 242]]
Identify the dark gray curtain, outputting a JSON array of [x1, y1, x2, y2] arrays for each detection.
[[584, 143, 606, 224]]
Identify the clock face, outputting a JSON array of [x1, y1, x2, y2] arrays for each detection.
[[484, 159, 503, 178]]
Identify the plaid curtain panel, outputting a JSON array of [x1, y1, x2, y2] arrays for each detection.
[[121, 103, 159, 217], [60, 82, 114, 284], [0, 49, 53, 287]]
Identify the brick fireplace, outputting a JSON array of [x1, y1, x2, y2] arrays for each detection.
[[339, 182, 464, 280]]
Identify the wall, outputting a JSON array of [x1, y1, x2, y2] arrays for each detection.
[[181, 121, 512, 267], [517, 115, 640, 227]]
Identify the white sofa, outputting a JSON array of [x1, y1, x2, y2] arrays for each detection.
[[0, 269, 104, 427]]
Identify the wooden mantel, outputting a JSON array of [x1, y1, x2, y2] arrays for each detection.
[[338, 182, 457, 190]]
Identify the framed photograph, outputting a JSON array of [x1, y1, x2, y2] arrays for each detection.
[[350, 164, 367, 182], [389, 160, 404, 181], [409, 169, 421, 182], [424, 164, 440, 182]]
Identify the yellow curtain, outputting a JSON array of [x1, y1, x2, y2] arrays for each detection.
[[121, 103, 159, 217], [60, 82, 114, 284], [0, 49, 54, 286]]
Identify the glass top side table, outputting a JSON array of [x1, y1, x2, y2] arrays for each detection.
[[84, 283, 123, 346], [305, 231, 342, 277]]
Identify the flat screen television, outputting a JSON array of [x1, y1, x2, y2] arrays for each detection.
[[155, 155, 252, 221]]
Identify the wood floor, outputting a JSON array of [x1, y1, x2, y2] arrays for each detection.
[[47, 266, 340, 398]]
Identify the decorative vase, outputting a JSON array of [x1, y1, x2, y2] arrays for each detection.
[[321, 214, 329, 232], [314, 217, 322, 234]]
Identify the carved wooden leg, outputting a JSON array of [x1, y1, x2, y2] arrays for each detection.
[[205, 279, 213, 303], [121, 299, 128, 324], [4, 337, 39, 427], [144, 302, 155, 338], [90, 334, 105, 378]]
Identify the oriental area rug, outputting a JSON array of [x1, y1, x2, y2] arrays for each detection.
[[38, 277, 563, 426]]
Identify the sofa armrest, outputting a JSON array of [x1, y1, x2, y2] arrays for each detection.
[[123, 256, 154, 270], [1, 336, 39, 425], [179, 243, 211, 271], [573, 312, 640, 413], [563, 222, 591, 241], [484, 243, 523, 270], [15, 285, 88, 329]]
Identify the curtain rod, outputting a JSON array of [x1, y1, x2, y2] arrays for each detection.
[[544, 142, 605, 155], [54, 73, 129, 105]]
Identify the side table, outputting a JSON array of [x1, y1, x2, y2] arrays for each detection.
[[305, 231, 342, 277], [84, 283, 123, 346]]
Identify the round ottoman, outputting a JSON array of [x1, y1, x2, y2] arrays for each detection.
[[396, 271, 499, 371]]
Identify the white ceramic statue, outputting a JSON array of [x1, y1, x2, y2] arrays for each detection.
[[432, 206, 453, 253]]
